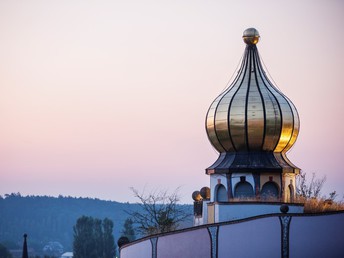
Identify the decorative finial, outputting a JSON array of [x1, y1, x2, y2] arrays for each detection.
[[117, 236, 130, 248], [192, 190, 202, 201], [243, 28, 260, 45]]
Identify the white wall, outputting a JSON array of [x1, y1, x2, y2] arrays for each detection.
[[120, 212, 344, 258], [120, 239, 152, 258], [210, 174, 227, 202], [231, 173, 254, 196], [289, 213, 344, 258], [218, 217, 280, 258], [214, 203, 303, 222], [157, 228, 210, 258]]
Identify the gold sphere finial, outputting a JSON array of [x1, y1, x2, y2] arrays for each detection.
[[243, 28, 260, 45]]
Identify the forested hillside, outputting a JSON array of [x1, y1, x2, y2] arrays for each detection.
[[0, 193, 192, 255]]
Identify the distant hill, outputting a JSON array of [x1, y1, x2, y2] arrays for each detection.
[[0, 193, 192, 255]]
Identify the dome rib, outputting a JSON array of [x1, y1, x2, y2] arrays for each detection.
[[254, 50, 299, 152], [207, 48, 250, 152], [220, 51, 250, 152], [261, 73, 294, 152], [254, 49, 284, 151], [228, 49, 251, 151], [243, 49, 251, 151], [252, 49, 267, 151]]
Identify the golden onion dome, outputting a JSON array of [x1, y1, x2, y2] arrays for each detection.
[[206, 28, 300, 174]]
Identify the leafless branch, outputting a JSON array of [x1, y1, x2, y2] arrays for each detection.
[[296, 171, 326, 199], [126, 187, 191, 236]]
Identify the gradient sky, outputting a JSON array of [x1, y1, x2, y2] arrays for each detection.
[[1, 0, 343, 203]]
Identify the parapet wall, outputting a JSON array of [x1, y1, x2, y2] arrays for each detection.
[[207, 201, 304, 223], [120, 211, 344, 258]]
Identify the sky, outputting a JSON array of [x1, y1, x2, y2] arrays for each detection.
[[0, 0, 343, 203]]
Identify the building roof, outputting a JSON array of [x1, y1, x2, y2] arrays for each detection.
[[206, 28, 299, 174]]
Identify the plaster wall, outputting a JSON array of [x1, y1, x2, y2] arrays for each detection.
[[214, 202, 303, 222], [210, 174, 227, 202], [120, 212, 344, 258], [289, 213, 344, 258], [202, 200, 209, 224], [260, 173, 281, 190], [282, 173, 296, 202], [120, 239, 151, 258], [193, 216, 203, 226], [157, 228, 210, 258], [208, 203, 215, 223], [231, 173, 254, 196], [218, 217, 280, 258]]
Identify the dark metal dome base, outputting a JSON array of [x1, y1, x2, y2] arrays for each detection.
[[206, 151, 300, 174]]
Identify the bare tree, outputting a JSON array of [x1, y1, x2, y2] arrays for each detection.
[[127, 187, 191, 236], [296, 171, 326, 199]]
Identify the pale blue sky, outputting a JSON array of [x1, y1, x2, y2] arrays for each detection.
[[0, 0, 343, 203]]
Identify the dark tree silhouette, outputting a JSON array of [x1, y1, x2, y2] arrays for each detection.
[[94, 219, 103, 258], [0, 243, 12, 258], [73, 216, 115, 258], [73, 216, 97, 258], [103, 218, 116, 258], [121, 218, 136, 241]]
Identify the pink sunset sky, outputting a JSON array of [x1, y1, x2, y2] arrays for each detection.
[[0, 0, 343, 203]]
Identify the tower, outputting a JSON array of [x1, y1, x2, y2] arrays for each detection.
[[194, 28, 303, 224]]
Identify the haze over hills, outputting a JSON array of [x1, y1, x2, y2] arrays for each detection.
[[0, 193, 192, 255]]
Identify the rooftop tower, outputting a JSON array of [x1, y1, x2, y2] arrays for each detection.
[[194, 28, 303, 224]]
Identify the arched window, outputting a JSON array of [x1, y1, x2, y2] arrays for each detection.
[[234, 182, 254, 198], [261, 182, 279, 199], [216, 184, 227, 202]]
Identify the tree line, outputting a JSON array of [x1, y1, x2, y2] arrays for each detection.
[[73, 188, 191, 257], [0, 194, 159, 251], [0, 191, 192, 257], [73, 216, 115, 258]]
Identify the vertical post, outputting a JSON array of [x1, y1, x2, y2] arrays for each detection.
[[226, 174, 233, 199], [253, 173, 260, 199], [150, 237, 158, 258], [279, 216, 292, 258], [207, 226, 218, 258]]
